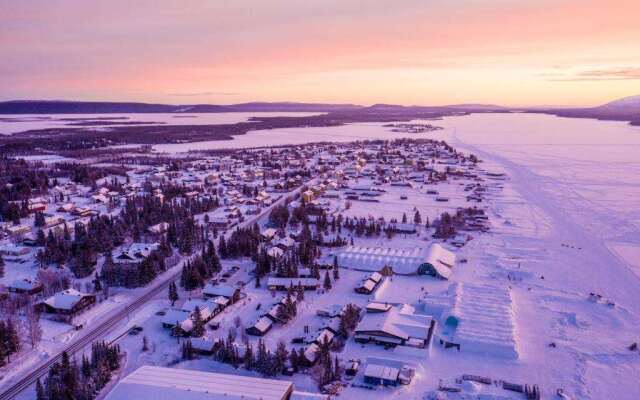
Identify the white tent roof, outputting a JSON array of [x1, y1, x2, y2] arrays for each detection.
[[337, 244, 455, 276], [423, 243, 456, 279], [105, 366, 293, 400], [337, 245, 429, 274]]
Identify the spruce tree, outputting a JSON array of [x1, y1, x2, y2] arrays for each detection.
[[244, 342, 255, 371], [5, 319, 19, 361], [93, 276, 102, 292], [172, 321, 184, 339], [168, 282, 179, 306], [35, 378, 45, 400], [0, 322, 7, 366], [323, 270, 332, 290], [191, 306, 205, 337]]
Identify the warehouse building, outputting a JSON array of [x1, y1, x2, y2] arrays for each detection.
[[106, 366, 295, 400]]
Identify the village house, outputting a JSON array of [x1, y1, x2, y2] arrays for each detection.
[[7, 278, 43, 295], [37, 288, 96, 319], [113, 242, 160, 264], [354, 304, 435, 349], [246, 316, 274, 336], [266, 277, 320, 291]]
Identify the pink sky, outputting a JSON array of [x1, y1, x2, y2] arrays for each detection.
[[1, 0, 639, 107]]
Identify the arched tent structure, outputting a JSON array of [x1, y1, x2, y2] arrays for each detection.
[[337, 243, 456, 278], [417, 243, 456, 279]]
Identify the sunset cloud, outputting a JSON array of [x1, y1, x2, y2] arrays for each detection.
[[1, 0, 639, 107], [168, 92, 240, 97], [551, 67, 640, 82]]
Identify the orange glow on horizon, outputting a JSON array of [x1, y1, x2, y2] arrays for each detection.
[[1, 0, 639, 107]]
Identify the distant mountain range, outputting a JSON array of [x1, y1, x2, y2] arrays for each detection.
[[0, 100, 363, 114], [597, 95, 640, 115], [531, 95, 640, 123], [1, 96, 638, 124]]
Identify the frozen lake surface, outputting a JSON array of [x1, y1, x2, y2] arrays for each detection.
[[0, 112, 322, 135]]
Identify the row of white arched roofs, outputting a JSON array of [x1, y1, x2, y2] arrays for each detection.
[[337, 245, 431, 274]]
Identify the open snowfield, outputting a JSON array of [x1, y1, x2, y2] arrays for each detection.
[[429, 113, 640, 399]]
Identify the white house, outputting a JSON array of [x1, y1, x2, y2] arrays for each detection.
[[354, 304, 435, 348]]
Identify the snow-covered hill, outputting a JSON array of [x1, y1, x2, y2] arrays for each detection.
[[597, 95, 640, 113]]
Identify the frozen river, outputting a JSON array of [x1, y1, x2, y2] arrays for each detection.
[[0, 112, 323, 135]]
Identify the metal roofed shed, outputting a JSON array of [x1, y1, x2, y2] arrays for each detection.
[[363, 364, 400, 386], [105, 365, 294, 400]]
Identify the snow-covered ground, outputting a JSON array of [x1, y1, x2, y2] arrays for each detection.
[[8, 112, 640, 399], [109, 113, 640, 399]]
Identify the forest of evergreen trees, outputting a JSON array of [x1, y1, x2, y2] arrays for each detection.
[[0, 318, 20, 367], [37, 342, 121, 400]]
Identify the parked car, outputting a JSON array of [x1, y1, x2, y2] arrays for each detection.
[[128, 325, 143, 335], [346, 359, 360, 376]]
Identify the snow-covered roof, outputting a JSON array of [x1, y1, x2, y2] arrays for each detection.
[[423, 243, 456, 279], [268, 247, 285, 258], [303, 343, 320, 363], [181, 300, 214, 319], [252, 316, 273, 332], [162, 309, 191, 328], [290, 391, 329, 400], [190, 337, 215, 352], [262, 228, 278, 238], [364, 364, 399, 381], [358, 279, 377, 291], [43, 289, 93, 310], [337, 245, 429, 274], [105, 366, 293, 400], [8, 278, 41, 291], [266, 277, 319, 288], [274, 236, 295, 248], [355, 305, 432, 341], [202, 284, 237, 298], [113, 242, 159, 264]]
